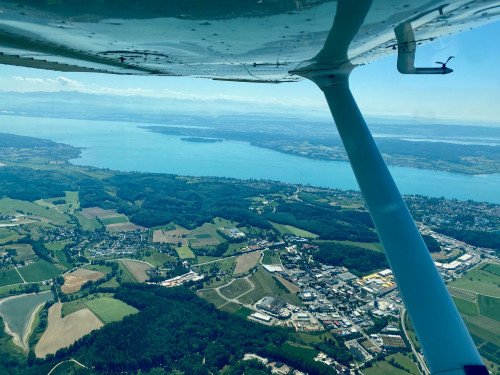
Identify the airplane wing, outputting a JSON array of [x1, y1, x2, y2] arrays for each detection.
[[1, 1, 499, 374], [0, 0, 499, 81]]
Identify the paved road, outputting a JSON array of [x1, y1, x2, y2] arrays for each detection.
[[401, 309, 429, 375]]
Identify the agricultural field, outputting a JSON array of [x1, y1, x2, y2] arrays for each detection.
[[106, 222, 146, 232], [234, 251, 261, 275], [73, 211, 102, 231], [262, 250, 281, 265], [34, 191, 80, 213], [0, 198, 70, 226], [0, 268, 23, 286], [270, 222, 318, 238], [0, 228, 22, 244], [196, 289, 227, 308], [450, 262, 500, 297], [196, 257, 236, 275], [188, 223, 223, 247], [152, 226, 190, 245], [83, 297, 138, 324], [364, 359, 413, 375], [274, 275, 300, 293], [219, 278, 253, 299], [175, 245, 196, 259], [17, 260, 60, 282], [119, 259, 151, 282], [0, 291, 53, 350], [62, 268, 105, 293], [314, 239, 383, 252], [0, 244, 36, 263], [100, 215, 129, 225], [143, 252, 176, 267], [81, 207, 118, 219], [449, 261, 500, 370], [35, 302, 103, 358], [239, 267, 300, 305]]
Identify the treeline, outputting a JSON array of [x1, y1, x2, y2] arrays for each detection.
[[52, 284, 290, 373], [422, 234, 441, 253], [434, 227, 499, 253], [265, 202, 378, 242], [0, 167, 78, 202], [90, 173, 277, 229], [0, 133, 60, 148], [314, 242, 388, 275]]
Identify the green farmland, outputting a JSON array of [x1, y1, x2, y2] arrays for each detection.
[[270, 222, 318, 238], [17, 261, 60, 282], [84, 297, 138, 324]]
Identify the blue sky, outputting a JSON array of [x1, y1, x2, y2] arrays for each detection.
[[0, 21, 499, 125]]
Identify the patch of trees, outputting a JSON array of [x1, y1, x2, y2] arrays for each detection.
[[51, 284, 289, 373], [434, 227, 499, 253], [193, 242, 228, 257], [18, 237, 53, 263], [314, 242, 388, 276], [265, 203, 378, 242], [100, 173, 274, 229], [0, 167, 77, 202], [259, 343, 335, 375], [422, 234, 441, 253]]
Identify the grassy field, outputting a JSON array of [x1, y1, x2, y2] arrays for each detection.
[[262, 250, 280, 265], [450, 262, 500, 297], [83, 297, 138, 324], [144, 252, 176, 267], [1, 244, 36, 262], [0, 198, 70, 226], [17, 261, 60, 282], [364, 360, 410, 375], [315, 239, 383, 252], [234, 251, 261, 274], [45, 240, 73, 269], [188, 222, 224, 247], [119, 260, 151, 282], [197, 289, 227, 308], [175, 245, 195, 259], [45, 240, 73, 252], [101, 215, 129, 225], [61, 300, 87, 317], [478, 294, 500, 321], [239, 267, 300, 305], [73, 211, 102, 231], [219, 278, 253, 299], [0, 228, 21, 244], [219, 302, 252, 318], [0, 268, 23, 286], [197, 257, 236, 275], [450, 262, 500, 371], [118, 262, 138, 283], [270, 222, 318, 238]]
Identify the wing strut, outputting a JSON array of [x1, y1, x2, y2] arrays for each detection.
[[303, 72, 487, 375]]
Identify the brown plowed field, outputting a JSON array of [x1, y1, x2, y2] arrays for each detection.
[[62, 269, 105, 293], [35, 302, 103, 358]]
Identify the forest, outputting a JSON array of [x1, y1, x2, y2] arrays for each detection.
[[47, 284, 334, 374], [314, 242, 388, 275], [265, 202, 378, 243]]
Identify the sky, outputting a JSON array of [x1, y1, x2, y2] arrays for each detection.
[[0, 21, 499, 126]]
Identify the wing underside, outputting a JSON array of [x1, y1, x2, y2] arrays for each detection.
[[0, 0, 499, 80]]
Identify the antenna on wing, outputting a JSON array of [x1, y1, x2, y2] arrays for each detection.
[[435, 56, 454, 70]]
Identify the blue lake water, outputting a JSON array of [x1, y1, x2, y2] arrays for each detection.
[[1, 115, 498, 203]]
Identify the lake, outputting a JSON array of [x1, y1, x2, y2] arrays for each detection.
[[0, 115, 498, 203], [0, 290, 54, 349]]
